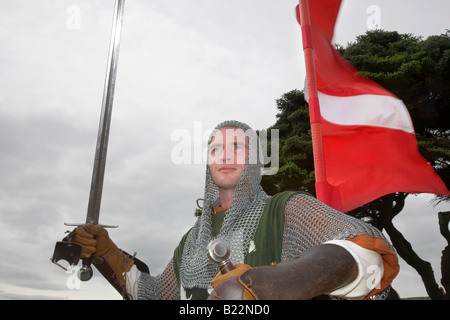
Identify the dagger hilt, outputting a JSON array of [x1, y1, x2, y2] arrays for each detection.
[[207, 239, 235, 274]]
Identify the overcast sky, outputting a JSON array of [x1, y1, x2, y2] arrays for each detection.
[[0, 0, 449, 300]]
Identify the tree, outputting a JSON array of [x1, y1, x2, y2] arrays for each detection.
[[262, 30, 450, 299], [261, 89, 315, 196]]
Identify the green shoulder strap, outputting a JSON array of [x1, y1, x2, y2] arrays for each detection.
[[245, 191, 298, 267]]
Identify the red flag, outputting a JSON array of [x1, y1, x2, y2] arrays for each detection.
[[296, 0, 450, 212]]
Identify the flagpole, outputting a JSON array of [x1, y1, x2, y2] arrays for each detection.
[[297, 0, 332, 206]]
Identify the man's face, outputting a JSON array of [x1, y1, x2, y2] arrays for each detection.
[[208, 127, 249, 192]]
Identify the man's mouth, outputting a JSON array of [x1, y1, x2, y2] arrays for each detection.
[[218, 166, 237, 173]]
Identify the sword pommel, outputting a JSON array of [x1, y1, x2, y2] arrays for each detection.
[[207, 239, 235, 274]]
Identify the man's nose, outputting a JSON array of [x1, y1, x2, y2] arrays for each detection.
[[222, 147, 233, 163]]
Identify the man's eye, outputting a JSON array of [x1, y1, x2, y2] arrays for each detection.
[[210, 147, 222, 154]]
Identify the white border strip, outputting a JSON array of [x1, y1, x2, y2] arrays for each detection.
[[318, 92, 415, 133]]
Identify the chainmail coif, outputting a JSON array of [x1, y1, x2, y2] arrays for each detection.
[[179, 120, 269, 290]]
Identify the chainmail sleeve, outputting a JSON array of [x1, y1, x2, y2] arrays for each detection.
[[137, 259, 180, 300], [281, 193, 387, 261]]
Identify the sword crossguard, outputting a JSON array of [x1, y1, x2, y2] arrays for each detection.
[[64, 222, 119, 228]]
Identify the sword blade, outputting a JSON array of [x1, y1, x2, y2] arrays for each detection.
[[86, 0, 125, 225]]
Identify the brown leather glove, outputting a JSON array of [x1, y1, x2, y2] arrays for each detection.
[[209, 264, 256, 300], [74, 224, 134, 287]]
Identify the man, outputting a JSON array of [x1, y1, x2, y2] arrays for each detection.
[[74, 120, 399, 300]]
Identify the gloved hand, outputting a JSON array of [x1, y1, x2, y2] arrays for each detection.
[[208, 264, 257, 300], [74, 224, 134, 286]]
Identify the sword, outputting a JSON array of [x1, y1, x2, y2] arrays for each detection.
[[51, 0, 126, 281]]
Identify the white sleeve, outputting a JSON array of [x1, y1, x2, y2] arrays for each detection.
[[125, 265, 142, 300], [324, 239, 384, 299]]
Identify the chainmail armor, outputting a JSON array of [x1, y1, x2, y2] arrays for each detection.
[[281, 193, 386, 261]]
